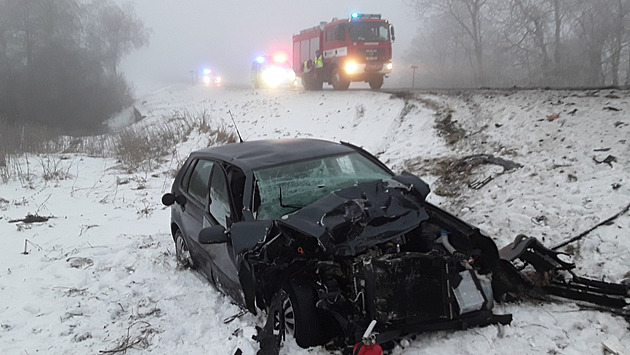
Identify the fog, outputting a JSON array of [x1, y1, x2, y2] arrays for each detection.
[[120, 0, 417, 94]]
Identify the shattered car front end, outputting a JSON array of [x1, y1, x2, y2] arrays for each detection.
[[234, 173, 512, 347]]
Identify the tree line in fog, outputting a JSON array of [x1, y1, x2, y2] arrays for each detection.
[[0, 0, 148, 133], [407, 0, 630, 88]]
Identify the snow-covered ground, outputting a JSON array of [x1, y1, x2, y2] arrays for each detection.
[[1, 85, 629, 354]]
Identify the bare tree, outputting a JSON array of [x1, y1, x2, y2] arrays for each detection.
[[406, 15, 479, 87], [552, 0, 563, 65], [567, 0, 620, 85], [0, 0, 149, 131], [409, 0, 489, 86], [407, 0, 630, 88], [607, 0, 630, 86], [85, 0, 150, 76], [0, 0, 79, 71]]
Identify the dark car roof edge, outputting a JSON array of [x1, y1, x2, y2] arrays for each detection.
[[189, 138, 359, 170]]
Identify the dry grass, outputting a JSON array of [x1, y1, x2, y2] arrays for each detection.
[[1, 109, 237, 180], [0, 118, 65, 182]]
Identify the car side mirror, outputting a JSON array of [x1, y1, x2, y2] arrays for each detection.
[[162, 193, 187, 206], [198, 225, 228, 244], [162, 193, 176, 206], [390, 25, 395, 42]]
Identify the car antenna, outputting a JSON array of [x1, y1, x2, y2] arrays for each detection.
[[228, 110, 244, 143]]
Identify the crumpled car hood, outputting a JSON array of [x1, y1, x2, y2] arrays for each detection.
[[276, 175, 430, 256]]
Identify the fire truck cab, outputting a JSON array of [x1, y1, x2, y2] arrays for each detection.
[[292, 13, 395, 90]]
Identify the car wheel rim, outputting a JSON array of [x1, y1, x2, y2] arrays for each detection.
[[282, 290, 296, 336], [176, 235, 192, 267], [274, 289, 295, 337]]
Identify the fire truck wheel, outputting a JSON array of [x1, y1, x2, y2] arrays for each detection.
[[331, 67, 350, 90], [369, 76, 384, 89]]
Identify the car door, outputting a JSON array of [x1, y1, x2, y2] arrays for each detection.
[[178, 158, 215, 279], [203, 163, 245, 304]]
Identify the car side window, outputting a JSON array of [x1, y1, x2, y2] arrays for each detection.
[[181, 160, 195, 191], [227, 166, 246, 220], [209, 165, 232, 228], [186, 159, 214, 205]]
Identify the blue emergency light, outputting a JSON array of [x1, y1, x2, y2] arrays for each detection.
[[256, 56, 266, 64], [350, 13, 381, 19]]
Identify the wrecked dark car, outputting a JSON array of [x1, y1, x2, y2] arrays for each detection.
[[162, 138, 629, 353]]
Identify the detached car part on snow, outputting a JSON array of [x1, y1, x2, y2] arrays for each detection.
[[162, 139, 629, 353]]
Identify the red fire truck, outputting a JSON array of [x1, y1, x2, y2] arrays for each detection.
[[292, 13, 395, 90]]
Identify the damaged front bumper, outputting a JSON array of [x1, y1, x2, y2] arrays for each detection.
[[498, 234, 630, 311], [326, 250, 512, 345]]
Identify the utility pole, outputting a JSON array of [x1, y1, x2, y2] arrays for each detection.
[[411, 65, 418, 89]]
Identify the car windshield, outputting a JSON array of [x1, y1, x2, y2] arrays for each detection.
[[348, 22, 390, 42], [253, 152, 391, 220]]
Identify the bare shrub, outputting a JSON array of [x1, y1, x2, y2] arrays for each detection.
[[113, 110, 236, 171], [208, 123, 238, 146], [113, 122, 183, 171], [60, 135, 114, 157], [0, 116, 65, 154], [39, 156, 73, 181], [197, 108, 212, 133], [115, 129, 152, 166], [1, 107, 237, 180], [0, 116, 69, 182]]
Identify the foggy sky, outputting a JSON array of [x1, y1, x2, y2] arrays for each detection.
[[120, 0, 417, 95]]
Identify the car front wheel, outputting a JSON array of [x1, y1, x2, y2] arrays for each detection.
[[174, 230, 194, 268], [281, 280, 331, 347]]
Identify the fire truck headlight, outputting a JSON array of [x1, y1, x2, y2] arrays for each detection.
[[203, 75, 211, 85], [386, 62, 393, 71], [344, 61, 359, 74]]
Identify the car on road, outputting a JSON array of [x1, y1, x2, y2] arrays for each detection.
[[251, 55, 296, 89], [162, 138, 629, 353]]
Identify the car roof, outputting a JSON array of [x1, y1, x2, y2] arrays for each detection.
[[191, 139, 357, 170]]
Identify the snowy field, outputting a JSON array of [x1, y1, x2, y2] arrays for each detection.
[[1, 85, 629, 354]]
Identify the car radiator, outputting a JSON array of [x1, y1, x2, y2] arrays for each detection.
[[353, 252, 456, 324]]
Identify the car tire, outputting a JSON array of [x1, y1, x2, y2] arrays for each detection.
[[331, 67, 350, 90], [369, 75, 384, 89], [282, 280, 330, 347], [174, 229, 194, 269]]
